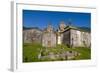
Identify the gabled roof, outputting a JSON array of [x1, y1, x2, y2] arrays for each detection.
[[64, 25, 91, 33]]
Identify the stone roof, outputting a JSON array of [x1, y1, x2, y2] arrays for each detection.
[[64, 25, 91, 33]]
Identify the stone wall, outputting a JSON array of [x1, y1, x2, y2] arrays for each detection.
[[42, 31, 56, 47], [63, 30, 70, 47], [23, 29, 42, 44], [70, 29, 91, 47], [23, 26, 91, 48], [61, 29, 91, 48]]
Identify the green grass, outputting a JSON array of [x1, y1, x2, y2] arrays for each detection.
[[23, 43, 43, 62], [23, 43, 91, 62], [73, 47, 91, 60]]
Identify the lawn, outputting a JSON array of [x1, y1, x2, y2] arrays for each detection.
[[23, 43, 91, 62]]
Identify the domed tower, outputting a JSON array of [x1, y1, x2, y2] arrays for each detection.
[[47, 24, 53, 32], [57, 21, 66, 45], [42, 23, 56, 47], [59, 21, 66, 32]]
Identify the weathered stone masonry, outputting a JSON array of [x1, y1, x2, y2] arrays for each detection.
[[23, 22, 91, 48]]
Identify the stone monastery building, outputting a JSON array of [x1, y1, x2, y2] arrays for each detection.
[[23, 22, 91, 48]]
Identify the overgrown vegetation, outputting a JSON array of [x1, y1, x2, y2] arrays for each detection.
[[23, 43, 91, 62]]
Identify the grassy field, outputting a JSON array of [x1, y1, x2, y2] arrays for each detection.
[[23, 43, 91, 62]]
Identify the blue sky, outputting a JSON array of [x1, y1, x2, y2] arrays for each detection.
[[23, 10, 91, 30]]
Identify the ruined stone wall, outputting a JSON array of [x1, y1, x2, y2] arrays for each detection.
[[62, 30, 70, 47], [70, 29, 91, 47], [23, 29, 42, 44], [42, 32, 56, 47]]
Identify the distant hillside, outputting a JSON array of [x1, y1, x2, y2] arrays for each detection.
[[23, 26, 90, 32], [78, 27, 91, 32], [23, 26, 42, 31]]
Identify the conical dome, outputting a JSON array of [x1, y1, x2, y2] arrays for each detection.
[[59, 21, 66, 32], [47, 24, 53, 32]]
